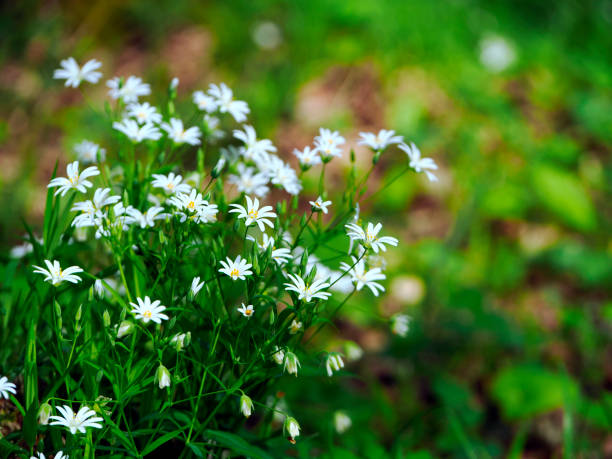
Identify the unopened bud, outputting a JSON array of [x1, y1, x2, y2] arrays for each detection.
[[156, 364, 171, 389], [38, 402, 52, 425]]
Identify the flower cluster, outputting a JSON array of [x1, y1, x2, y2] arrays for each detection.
[[3, 56, 437, 457]]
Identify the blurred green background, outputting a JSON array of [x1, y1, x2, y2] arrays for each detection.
[[1, 0, 612, 456]]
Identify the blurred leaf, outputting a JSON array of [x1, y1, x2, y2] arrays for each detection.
[[491, 364, 579, 419], [530, 164, 596, 231]]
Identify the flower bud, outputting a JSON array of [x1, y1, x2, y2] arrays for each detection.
[[171, 332, 191, 352], [239, 394, 254, 418], [75, 304, 83, 323], [211, 157, 226, 178], [103, 310, 111, 328], [38, 402, 53, 425], [334, 411, 352, 434], [272, 346, 285, 365], [283, 351, 300, 376], [155, 364, 171, 389], [284, 416, 300, 443], [94, 279, 104, 298], [325, 353, 345, 377], [116, 320, 134, 338]]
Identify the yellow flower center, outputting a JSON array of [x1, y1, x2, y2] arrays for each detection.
[[143, 310, 152, 318], [230, 268, 239, 277], [245, 309, 253, 316], [167, 183, 174, 189], [248, 209, 258, 218], [187, 201, 195, 209]]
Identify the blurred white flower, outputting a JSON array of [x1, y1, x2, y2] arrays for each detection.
[[293, 146, 321, 169], [325, 353, 345, 377], [398, 142, 438, 182], [151, 172, 191, 194], [208, 83, 250, 122], [228, 164, 270, 198], [107, 76, 151, 103], [340, 256, 386, 296], [53, 57, 102, 88], [358, 129, 403, 151], [334, 411, 352, 434], [0, 376, 16, 399], [391, 314, 411, 337], [190, 276, 205, 298], [161, 118, 202, 145], [126, 102, 162, 125], [233, 125, 276, 162], [252, 21, 282, 50], [113, 119, 161, 142], [314, 128, 345, 160], [74, 140, 106, 164], [193, 90, 219, 113], [288, 319, 303, 334], [479, 36, 516, 72]]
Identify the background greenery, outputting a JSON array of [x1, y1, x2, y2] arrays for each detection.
[[1, 0, 611, 456]]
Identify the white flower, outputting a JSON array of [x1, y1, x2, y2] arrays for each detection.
[[339, 257, 386, 296], [126, 102, 162, 124], [247, 234, 292, 265], [204, 114, 224, 140], [192, 90, 219, 112], [151, 172, 191, 194], [161, 118, 202, 145], [156, 364, 171, 389], [48, 161, 100, 197], [129, 296, 169, 324], [113, 119, 161, 142], [398, 142, 438, 182], [343, 340, 363, 362], [10, 240, 34, 258], [107, 76, 151, 103], [309, 196, 331, 214], [314, 128, 345, 160], [240, 394, 254, 418], [334, 411, 352, 434], [237, 303, 255, 318], [283, 351, 300, 376], [0, 376, 16, 399], [207, 83, 250, 122], [74, 140, 106, 164], [391, 314, 411, 337], [190, 276, 205, 297], [284, 273, 331, 302], [265, 158, 302, 195], [94, 279, 104, 298], [171, 332, 190, 351], [358, 129, 403, 151], [125, 206, 166, 228], [233, 125, 276, 162], [325, 353, 345, 377], [49, 405, 103, 434], [169, 190, 218, 223], [480, 36, 516, 72], [33, 260, 83, 285], [293, 146, 321, 168], [345, 222, 398, 254], [272, 346, 285, 365], [227, 164, 270, 198], [219, 255, 253, 280], [229, 195, 276, 232], [170, 77, 179, 90], [31, 451, 68, 459], [284, 416, 301, 443], [288, 319, 302, 334], [72, 187, 121, 228], [53, 57, 102, 88]]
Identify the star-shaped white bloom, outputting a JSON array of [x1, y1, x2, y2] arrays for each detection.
[[129, 296, 169, 324], [151, 172, 191, 194], [339, 256, 386, 296], [398, 142, 438, 182], [49, 405, 104, 435], [345, 222, 398, 254], [192, 90, 219, 112], [72, 187, 121, 228], [125, 206, 166, 228], [32, 260, 83, 285], [47, 161, 100, 197], [229, 195, 276, 232], [219, 255, 253, 280], [314, 128, 345, 160], [31, 451, 68, 459], [284, 273, 331, 302], [126, 102, 162, 125], [288, 319, 303, 334], [358, 129, 403, 151], [161, 118, 202, 145], [246, 234, 292, 265], [207, 83, 250, 122], [293, 146, 322, 168], [237, 303, 255, 318], [233, 125, 276, 162], [309, 196, 331, 214], [53, 57, 102, 88], [0, 376, 16, 399], [262, 157, 302, 195], [325, 353, 345, 377], [113, 119, 161, 142], [107, 76, 151, 103], [74, 140, 106, 164]]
